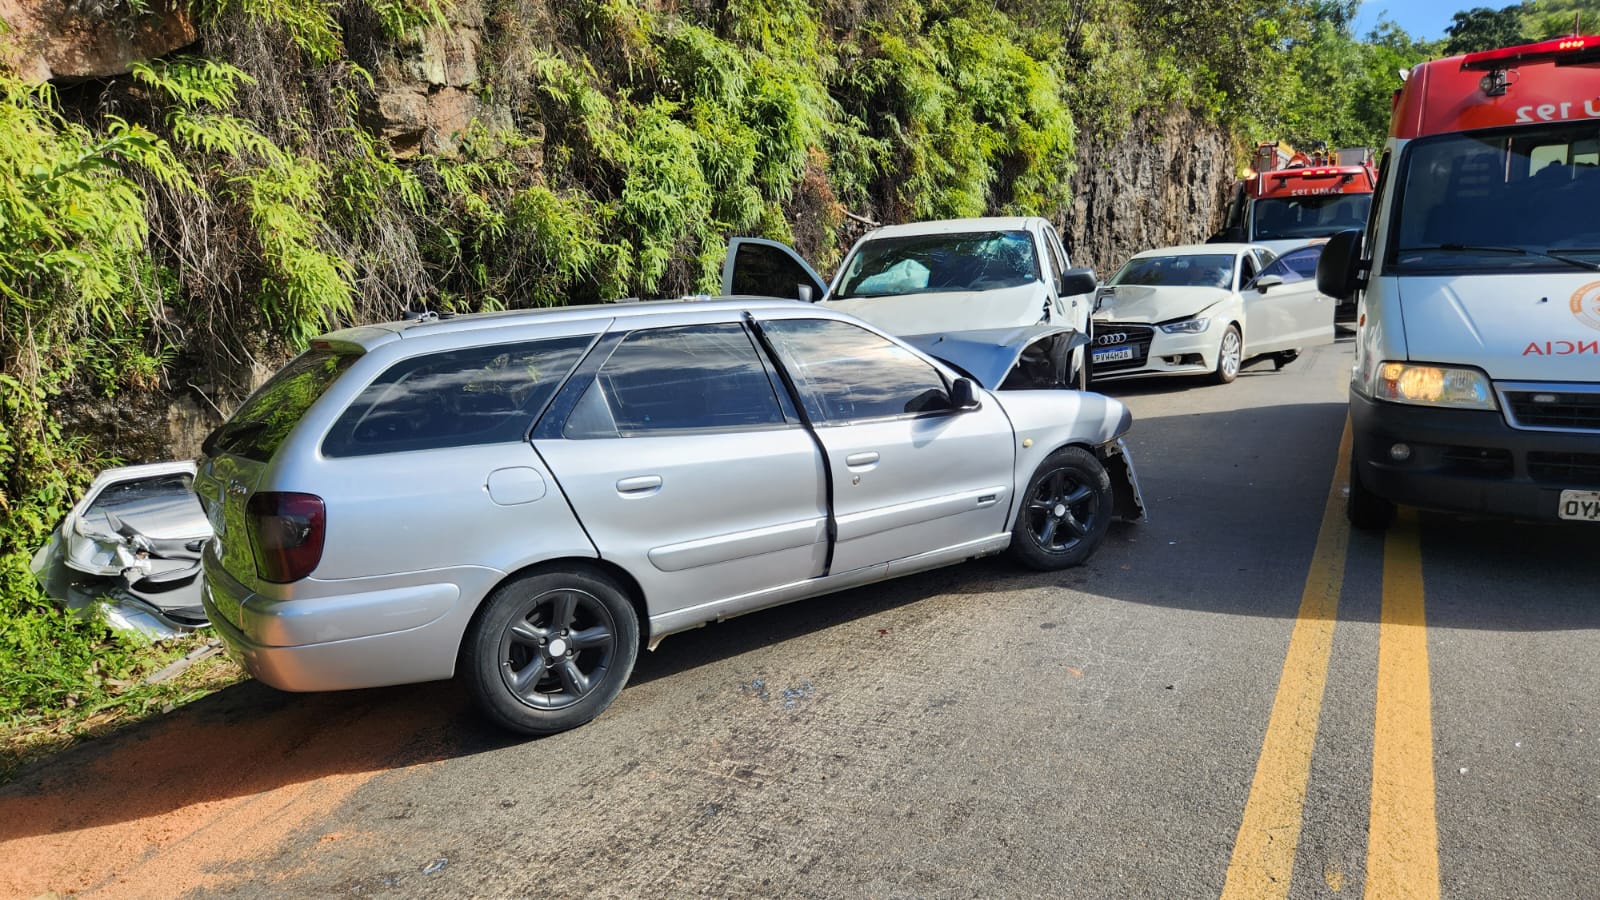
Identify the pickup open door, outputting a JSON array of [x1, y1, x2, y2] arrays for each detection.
[[722, 238, 830, 302]]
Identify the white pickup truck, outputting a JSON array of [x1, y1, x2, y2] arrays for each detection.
[[721, 216, 1100, 390]]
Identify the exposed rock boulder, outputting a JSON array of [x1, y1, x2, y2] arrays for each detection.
[[369, 0, 489, 155], [1066, 106, 1234, 276], [0, 0, 197, 82]]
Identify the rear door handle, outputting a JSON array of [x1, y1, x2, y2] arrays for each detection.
[[616, 475, 663, 495], [846, 451, 880, 468]]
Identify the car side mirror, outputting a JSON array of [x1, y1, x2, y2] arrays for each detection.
[[949, 377, 980, 411], [797, 283, 816, 303], [1254, 274, 1284, 293], [1059, 267, 1097, 297], [1316, 228, 1365, 301]]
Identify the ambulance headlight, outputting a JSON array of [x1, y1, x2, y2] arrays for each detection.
[[1369, 362, 1496, 410]]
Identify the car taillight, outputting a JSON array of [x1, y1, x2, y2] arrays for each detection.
[[246, 492, 325, 583]]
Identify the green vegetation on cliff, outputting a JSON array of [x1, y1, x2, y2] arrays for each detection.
[[0, 0, 1452, 749]]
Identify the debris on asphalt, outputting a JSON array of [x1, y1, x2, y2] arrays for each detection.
[[422, 858, 448, 875]]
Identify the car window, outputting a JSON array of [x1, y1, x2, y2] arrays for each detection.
[[1259, 246, 1322, 284], [205, 348, 360, 462], [760, 318, 952, 423], [1041, 228, 1066, 285], [1238, 253, 1257, 287], [727, 241, 821, 301], [564, 323, 787, 438], [323, 336, 593, 457]]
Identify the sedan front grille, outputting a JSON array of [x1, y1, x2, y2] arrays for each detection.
[[1500, 385, 1600, 432], [1091, 323, 1154, 373]]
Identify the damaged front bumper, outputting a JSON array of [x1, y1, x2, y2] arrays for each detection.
[[1101, 437, 1147, 523]]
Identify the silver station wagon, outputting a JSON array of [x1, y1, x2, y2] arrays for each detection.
[[196, 299, 1143, 735]]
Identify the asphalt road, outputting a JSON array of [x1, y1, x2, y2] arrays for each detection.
[[4, 334, 1597, 898]]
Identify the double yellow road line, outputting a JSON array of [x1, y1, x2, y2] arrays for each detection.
[[1222, 422, 1439, 899]]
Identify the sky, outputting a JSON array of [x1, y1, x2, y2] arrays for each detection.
[[1352, 0, 1470, 42]]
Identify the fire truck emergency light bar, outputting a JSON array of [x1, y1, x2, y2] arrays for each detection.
[[1460, 36, 1600, 70]]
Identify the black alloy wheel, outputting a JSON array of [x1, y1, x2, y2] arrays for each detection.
[[1009, 446, 1114, 570], [464, 568, 639, 735], [498, 587, 619, 710]]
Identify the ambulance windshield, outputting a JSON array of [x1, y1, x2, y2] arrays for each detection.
[[1391, 121, 1600, 271]]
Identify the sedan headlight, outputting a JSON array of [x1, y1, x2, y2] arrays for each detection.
[[1158, 317, 1210, 334], [1369, 362, 1496, 410]]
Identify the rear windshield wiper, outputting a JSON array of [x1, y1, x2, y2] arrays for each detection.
[[1398, 243, 1600, 272]]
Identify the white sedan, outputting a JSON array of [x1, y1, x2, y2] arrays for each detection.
[[1090, 243, 1335, 384]]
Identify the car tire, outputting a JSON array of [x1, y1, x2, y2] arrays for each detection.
[[1347, 449, 1397, 531], [1213, 324, 1242, 384], [1273, 350, 1299, 370], [462, 567, 640, 736], [1008, 446, 1114, 570]]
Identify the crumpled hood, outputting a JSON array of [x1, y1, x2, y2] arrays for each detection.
[[1092, 285, 1229, 324], [821, 283, 1048, 334], [1396, 274, 1600, 381], [903, 325, 1083, 390]]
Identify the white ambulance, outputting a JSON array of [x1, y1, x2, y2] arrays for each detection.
[[1318, 36, 1600, 528]]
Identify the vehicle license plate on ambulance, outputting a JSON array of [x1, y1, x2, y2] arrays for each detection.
[[1093, 346, 1134, 364], [1558, 490, 1600, 522]]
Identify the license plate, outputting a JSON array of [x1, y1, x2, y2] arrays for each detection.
[[1093, 345, 1134, 363], [1558, 490, 1600, 522]]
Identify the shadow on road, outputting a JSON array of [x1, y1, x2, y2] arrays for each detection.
[[0, 677, 521, 842]]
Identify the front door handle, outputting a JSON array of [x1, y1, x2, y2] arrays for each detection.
[[616, 475, 663, 495], [846, 451, 880, 468]]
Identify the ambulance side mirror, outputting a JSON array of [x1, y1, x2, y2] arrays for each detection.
[[1317, 228, 1365, 301]]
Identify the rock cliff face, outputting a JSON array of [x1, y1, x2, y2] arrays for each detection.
[[0, 0, 196, 82], [1065, 106, 1234, 277], [367, 0, 492, 155]]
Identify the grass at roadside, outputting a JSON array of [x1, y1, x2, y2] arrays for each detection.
[[1, 625, 246, 784]]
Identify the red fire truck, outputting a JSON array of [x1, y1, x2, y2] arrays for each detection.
[[1317, 34, 1600, 528], [1213, 142, 1379, 254]]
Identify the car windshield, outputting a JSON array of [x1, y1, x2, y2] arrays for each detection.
[[1110, 254, 1236, 289], [835, 230, 1040, 299], [1252, 193, 1371, 240], [1388, 121, 1600, 273]]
